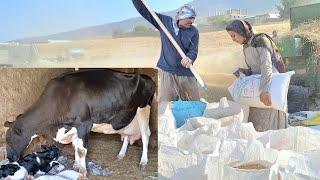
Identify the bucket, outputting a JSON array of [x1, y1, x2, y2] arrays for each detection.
[[172, 100, 207, 128]]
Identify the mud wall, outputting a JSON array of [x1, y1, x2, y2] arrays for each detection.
[[0, 68, 72, 123], [0, 68, 73, 159]]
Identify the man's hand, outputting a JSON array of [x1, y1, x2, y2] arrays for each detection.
[[260, 92, 272, 106], [181, 57, 193, 68]]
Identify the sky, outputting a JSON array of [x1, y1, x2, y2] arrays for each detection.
[[0, 0, 190, 42]]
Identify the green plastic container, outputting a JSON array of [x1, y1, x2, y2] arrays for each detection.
[[275, 37, 303, 58]]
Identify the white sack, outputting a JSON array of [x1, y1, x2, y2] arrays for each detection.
[[178, 116, 221, 132], [207, 139, 248, 180], [223, 161, 273, 180], [177, 120, 221, 154], [158, 103, 178, 147], [158, 145, 208, 180], [269, 150, 320, 179], [228, 71, 295, 112], [217, 122, 258, 141], [204, 97, 248, 126], [257, 127, 320, 152]]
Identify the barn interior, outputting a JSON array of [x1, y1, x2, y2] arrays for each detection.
[[0, 68, 158, 179]]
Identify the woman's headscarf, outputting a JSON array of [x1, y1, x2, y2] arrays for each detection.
[[226, 20, 254, 44]]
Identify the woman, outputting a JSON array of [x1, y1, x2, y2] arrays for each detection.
[[226, 19, 287, 132]]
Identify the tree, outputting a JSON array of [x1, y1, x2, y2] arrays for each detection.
[[208, 16, 232, 27], [276, 0, 299, 18], [133, 25, 149, 32], [112, 28, 125, 38]]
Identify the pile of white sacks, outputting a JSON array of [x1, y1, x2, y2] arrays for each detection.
[[158, 98, 320, 180]]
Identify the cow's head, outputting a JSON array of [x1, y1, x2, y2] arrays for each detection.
[[4, 115, 33, 162], [139, 74, 156, 107]]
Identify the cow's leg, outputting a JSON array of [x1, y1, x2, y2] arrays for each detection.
[[117, 135, 129, 159], [72, 136, 87, 178], [137, 106, 151, 169], [73, 122, 92, 179]]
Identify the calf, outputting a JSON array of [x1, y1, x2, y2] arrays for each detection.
[[0, 163, 20, 178], [31, 146, 60, 175], [4, 69, 156, 177], [0, 146, 59, 179]]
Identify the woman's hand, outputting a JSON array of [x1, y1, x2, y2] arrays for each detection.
[[260, 92, 272, 106], [181, 57, 193, 68], [233, 68, 248, 77]]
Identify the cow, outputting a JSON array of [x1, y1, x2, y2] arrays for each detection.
[[4, 69, 156, 178]]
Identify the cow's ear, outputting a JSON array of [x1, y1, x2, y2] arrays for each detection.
[[16, 114, 23, 119], [4, 121, 13, 128], [5, 121, 22, 135]]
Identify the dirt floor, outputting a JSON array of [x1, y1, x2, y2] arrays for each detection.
[[0, 133, 157, 179], [58, 133, 158, 180]]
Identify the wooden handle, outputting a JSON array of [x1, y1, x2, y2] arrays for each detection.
[[140, 0, 207, 88]]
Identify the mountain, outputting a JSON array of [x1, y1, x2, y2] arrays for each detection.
[[14, 0, 280, 42], [14, 17, 148, 43]]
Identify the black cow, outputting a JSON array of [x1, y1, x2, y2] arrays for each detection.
[[4, 69, 156, 177]]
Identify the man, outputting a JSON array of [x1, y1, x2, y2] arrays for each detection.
[[272, 30, 278, 39], [132, 0, 200, 102]]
